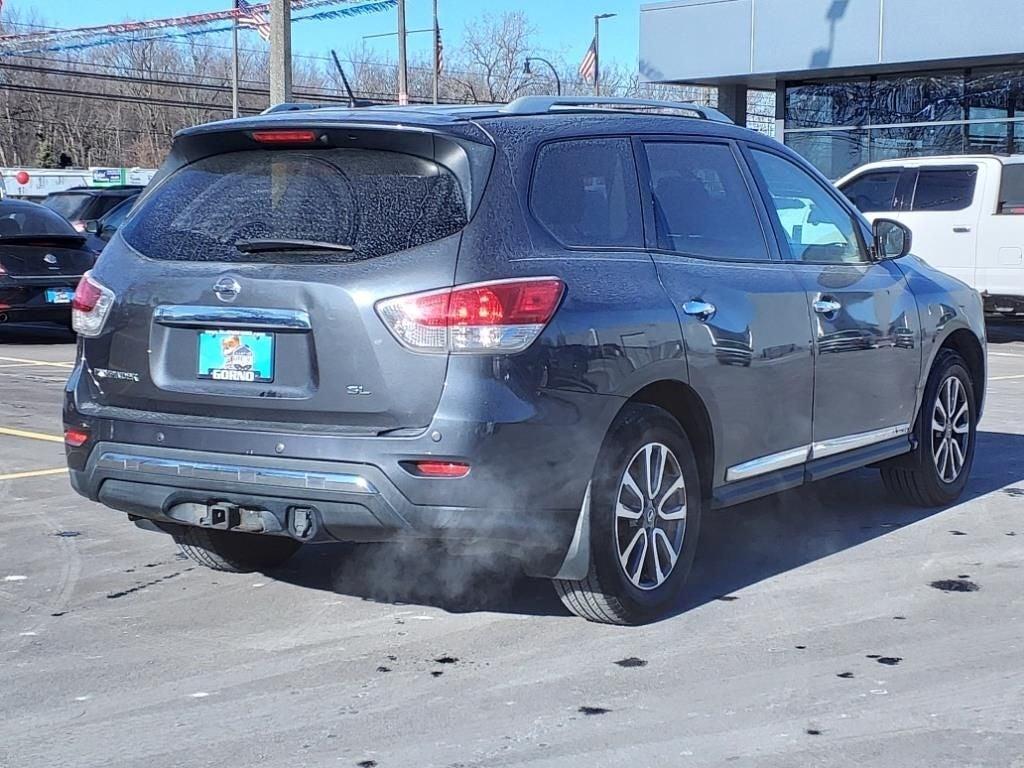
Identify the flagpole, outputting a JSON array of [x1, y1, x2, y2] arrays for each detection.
[[397, 0, 408, 105], [593, 15, 600, 97], [231, 1, 240, 118], [432, 0, 439, 105]]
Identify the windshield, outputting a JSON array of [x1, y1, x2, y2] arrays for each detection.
[[122, 148, 468, 263], [0, 204, 80, 237], [41, 192, 93, 221]]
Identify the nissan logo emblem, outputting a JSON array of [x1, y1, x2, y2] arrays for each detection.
[[43, 253, 57, 264], [213, 277, 241, 302]]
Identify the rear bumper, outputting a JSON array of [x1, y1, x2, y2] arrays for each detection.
[[984, 294, 1024, 316], [0, 282, 77, 322], [65, 374, 622, 577]]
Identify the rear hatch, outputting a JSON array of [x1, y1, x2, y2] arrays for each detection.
[[82, 120, 494, 433], [1, 204, 95, 280]]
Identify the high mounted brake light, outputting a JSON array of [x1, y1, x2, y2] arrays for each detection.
[[251, 129, 319, 144], [376, 277, 564, 354]]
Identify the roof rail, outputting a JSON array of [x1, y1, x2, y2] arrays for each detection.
[[261, 102, 330, 115], [500, 96, 733, 123]]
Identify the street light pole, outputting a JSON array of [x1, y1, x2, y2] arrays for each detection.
[[593, 12, 616, 97], [524, 57, 561, 96], [269, 0, 292, 105], [231, 2, 240, 117]]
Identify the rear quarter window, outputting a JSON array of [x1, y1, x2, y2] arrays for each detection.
[[122, 149, 468, 262], [998, 164, 1024, 213], [529, 137, 643, 248]]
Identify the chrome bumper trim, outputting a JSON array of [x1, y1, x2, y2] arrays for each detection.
[[95, 452, 377, 494]]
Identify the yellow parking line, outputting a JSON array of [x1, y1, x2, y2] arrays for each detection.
[[990, 374, 1024, 381], [0, 425, 64, 443], [0, 467, 67, 482], [0, 356, 74, 368]]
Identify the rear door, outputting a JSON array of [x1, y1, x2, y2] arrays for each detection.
[[746, 145, 921, 449], [976, 162, 1024, 298], [898, 164, 985, 287], [85, 127, 491, 432], [637, 138, 814, 488]]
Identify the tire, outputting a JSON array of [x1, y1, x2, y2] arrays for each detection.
[[173, 526, 301, 573], [554, 404, 703, 625], [880, 349, 977, 507]]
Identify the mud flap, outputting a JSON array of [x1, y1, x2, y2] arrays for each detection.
[[551, 482, 591, 581]]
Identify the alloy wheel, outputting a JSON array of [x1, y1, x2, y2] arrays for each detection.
[[614, 442, 687, 591], [931, 375, 970, 484]]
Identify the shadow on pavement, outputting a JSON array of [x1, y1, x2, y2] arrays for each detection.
[[271, 430, 1024, 621], [0, 322, 76, 345]]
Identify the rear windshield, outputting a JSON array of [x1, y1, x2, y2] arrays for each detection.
[[0, 205, 79, 237], [999, 164, 1024, 211], [122, 149, 468, 262], [42, 193, 92, 221]]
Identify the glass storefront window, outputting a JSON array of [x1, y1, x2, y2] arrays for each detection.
[[784, 130, 869, 180], [785, 79, 870, 129], [870, 72, 964, 125], [869, 125, 964, 161]]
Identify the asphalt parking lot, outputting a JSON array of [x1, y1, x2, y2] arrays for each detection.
[[1, 322, 1023, 768]]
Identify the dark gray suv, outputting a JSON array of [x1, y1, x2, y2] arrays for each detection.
[[64, 97, 987, 624]]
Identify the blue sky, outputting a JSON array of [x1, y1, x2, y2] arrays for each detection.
[[10, 1, 642, 73]]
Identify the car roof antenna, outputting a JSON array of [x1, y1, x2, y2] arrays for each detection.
[[331, 50, 373, 108]]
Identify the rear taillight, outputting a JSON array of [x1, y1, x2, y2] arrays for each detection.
[[376, 277, 564, 354], [71, 271, 115, 337], [0, 263, 6, 276]]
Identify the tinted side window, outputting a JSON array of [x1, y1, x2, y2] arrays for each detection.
[[530, 138, 642, 248], [750, 149, 867, 264], [999, 164, 1024, 213], [911, 168, 977, 211], [644, 142, 769, 261], [841, 169, 901, 213]]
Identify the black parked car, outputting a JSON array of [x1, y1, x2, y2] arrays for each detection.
[[64, 97, 987, 624], [0, 199, 97, 326], [42, 185, 144, 232]]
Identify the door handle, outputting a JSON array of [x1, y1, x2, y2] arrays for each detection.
[[812, 298, 842, 315], [682, 299, 716, 320], [953, 226, 972, 233]]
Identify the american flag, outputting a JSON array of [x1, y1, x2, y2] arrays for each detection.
[[236, 0, 271, 42], [435, 26, 444, 75], [578, 37, 597, 82]]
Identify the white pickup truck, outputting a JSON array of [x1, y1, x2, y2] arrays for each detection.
[[837, 155, 1024, 317]]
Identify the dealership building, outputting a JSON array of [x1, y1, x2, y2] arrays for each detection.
[[640, 0, 1024, 178]]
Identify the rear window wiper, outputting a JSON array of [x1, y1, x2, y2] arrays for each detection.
[[233, 238, 354, 253]]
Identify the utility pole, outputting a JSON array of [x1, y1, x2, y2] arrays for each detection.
[[269, 0, 292, 105], [397, 0, 409, 105], [594, 13, 616, 97], [231, 1, 240, 117], [432, 0, 439, 105]]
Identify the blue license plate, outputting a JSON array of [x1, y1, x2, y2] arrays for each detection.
[[45, 288, 74, 304], [196, 330, 275, 383]]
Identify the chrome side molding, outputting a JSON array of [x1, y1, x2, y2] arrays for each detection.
[[153, 305, 312, 331], [96, 452, 377, 494], [811, 424, 911, 460], [725, 445, 810, 482], [725, 423, 911, 482]]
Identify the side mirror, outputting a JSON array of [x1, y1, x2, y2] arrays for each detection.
[[84, 220, 99, 235], [873, 218, 912, 260], [99, 224, 117, 242]]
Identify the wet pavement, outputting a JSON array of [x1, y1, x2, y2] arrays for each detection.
[[1, 321, 1023, 767]]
